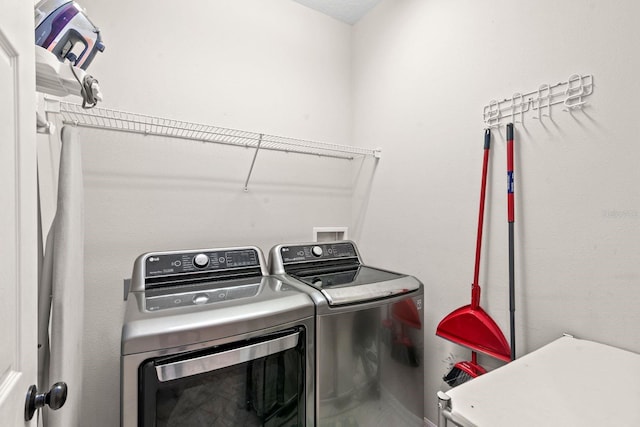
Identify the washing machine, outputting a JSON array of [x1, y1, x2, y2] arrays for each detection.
[[121, 246, 315, 427], [269, 241, 424, 427]]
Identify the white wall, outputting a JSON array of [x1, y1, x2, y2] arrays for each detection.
[[65, 0, 358, 424], [352, 0, 640, 422], [42, 0, 640, 424]]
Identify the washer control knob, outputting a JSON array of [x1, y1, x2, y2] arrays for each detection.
[[193, 253, 210, 268], [311, 246, 323, 257]]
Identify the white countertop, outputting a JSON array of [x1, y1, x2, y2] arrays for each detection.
[[442, 335, 640, 426]]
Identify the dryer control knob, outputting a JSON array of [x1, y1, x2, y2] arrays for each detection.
[[193, 253, 210, 268], [311, 246, 323, 257], [193, 293, 210, 305]]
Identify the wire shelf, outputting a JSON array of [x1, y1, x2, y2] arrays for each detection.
[[57, 102, 380, 160]]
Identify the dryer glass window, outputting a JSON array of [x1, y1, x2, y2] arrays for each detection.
[[138, 328, 305, 427]]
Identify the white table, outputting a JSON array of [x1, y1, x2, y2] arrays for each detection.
[[437, 335, 640, 426]]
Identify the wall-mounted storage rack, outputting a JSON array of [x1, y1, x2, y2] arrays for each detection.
[[46, 100, 381, 190], [483, 73, 594, 127]]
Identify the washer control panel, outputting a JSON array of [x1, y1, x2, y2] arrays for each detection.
[[144, 248, 259, 278], [280, 241, 357, 264]]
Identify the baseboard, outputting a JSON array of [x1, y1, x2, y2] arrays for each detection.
[[424, 417, 437, 427]]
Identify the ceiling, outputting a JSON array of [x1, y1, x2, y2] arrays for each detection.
[[293, 0, 382, 25]]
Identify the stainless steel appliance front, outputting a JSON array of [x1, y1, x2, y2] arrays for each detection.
[[121, 247, 315, 426], [270, 241, 425, 426]]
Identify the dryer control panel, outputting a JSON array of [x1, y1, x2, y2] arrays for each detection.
[[145, 248, 260, 278], [129, 246, 268, 294]]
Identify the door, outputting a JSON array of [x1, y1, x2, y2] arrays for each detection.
[[0, 0, 38, 425], [137, 329, 305, 427]]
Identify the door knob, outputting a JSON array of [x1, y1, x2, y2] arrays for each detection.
[[24, 382, 68, 421]]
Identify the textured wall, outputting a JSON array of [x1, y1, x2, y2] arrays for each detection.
[[43, 0, 640, 424], [352, 0, 640, 422], [68, 0, 356, 424]]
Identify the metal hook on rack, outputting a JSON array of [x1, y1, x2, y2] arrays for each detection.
[[485, 100, 501, 128], [482, 73, 593, 126], [511, 93, 526, 125], [533, 83, 552, 121], [563, 74, 586, 111]]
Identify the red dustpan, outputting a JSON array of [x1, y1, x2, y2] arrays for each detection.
[[436, 304, 510, 362], [436, 128, 511, 363]]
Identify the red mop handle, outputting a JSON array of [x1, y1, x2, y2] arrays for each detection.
[[472, 129, 491, 309], [507, 124, 515, 223], [506, 123, 516, 360]]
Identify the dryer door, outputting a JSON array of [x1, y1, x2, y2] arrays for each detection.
[[138, 328, 306, 427]]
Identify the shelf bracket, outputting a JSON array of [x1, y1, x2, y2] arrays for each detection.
[[243, 134, 263, 192]]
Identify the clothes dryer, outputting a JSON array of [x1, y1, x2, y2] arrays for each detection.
[[121, 246, 315, 427]]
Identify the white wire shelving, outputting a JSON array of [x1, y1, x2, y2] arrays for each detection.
[[48, 101, 381, 190]]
